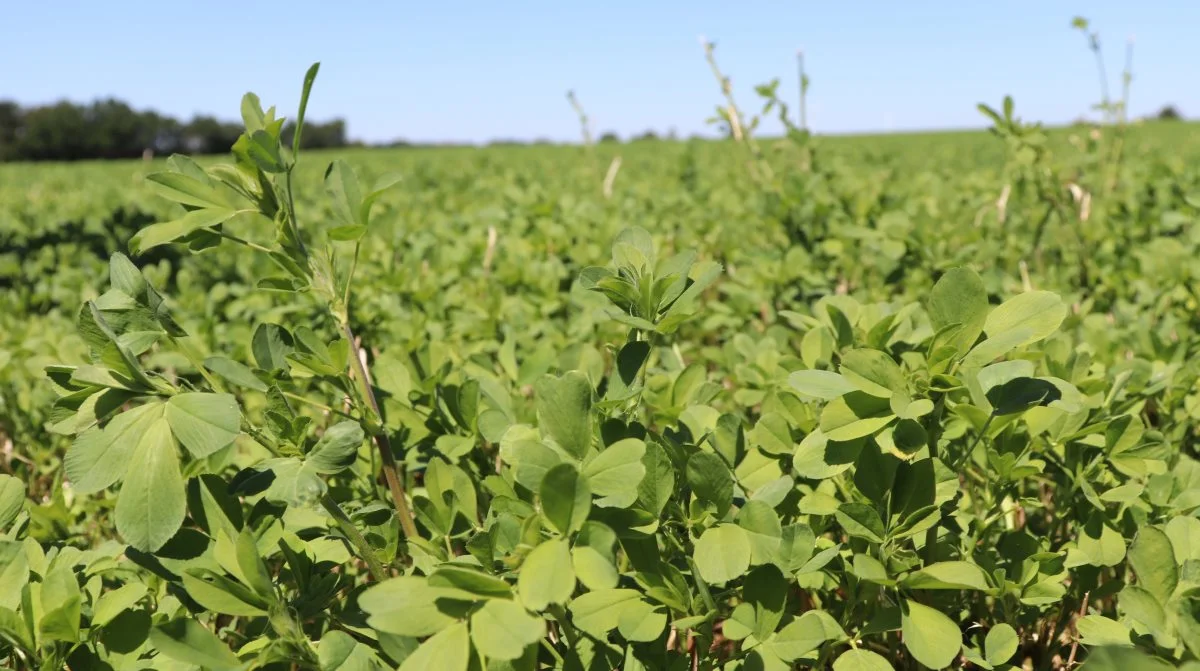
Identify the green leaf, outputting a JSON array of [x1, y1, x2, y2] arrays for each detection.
[[252, 323, 295, 372], [1076, 615, 1132, 647], [247, 130, 285, 172], [1128, 527, 1178, 603], [360, 174, 404, 227], [984, 623, 1019, 666], [985, 377, 1062, 416], [0, 475, 24, 531], [1174, 595, 1200, 658], [360, 576, 469, 637], [518, 539, 575, 611], [572, 546, 619, 590], [617, 599, 667, 642], [92, 583, 148, 628], [115, 417, 187, 552], [852, 554, 892, 585], [927, 267, 988, 354], [749, 413, 794, 456], [506, 438, 562, 492], [469, 599, 544, 661], [743, 565, 788, 640], [293, 62, 321, 157], [891, 418, 927, 455], [635, 441, 674, 516], [605, 341, 650, 401], [65, 402, 164, 494], [165, 393, 240, 458], [582, 438, 645, 507], [1117, 585, 1166, 634], [1079, 646, 1176, 671], [181, 569, 269, 616], [765, 610, 846, 661], [1165, 516, 1200, 564], [307, 421, 364, 474], [325, 160, 365, 229], [39, 562, 82, 642], [145, 168, 239, 209], [130, 208, 243, 254], [793, 430, 864, 480], [789, 369, 856, 400], [836, 503, 886, 544], [820, 392, 894, 441], [329, 224, 368, 242], [567, 589, 640, 638], [901, 599, 962, 669], [686, 451, 734, 517], [256, 457, 326, 507], [0, 542, 29, 610], [833, 649, 895, 670], [539, 465, 591, 535], [903, 561, 991, 591], [693, 524, 752, 585], [426, 565, 513, 598], [149, 619, 241, 671], [534, 372, 593, 459], [399, 622, 470, 671], [318, 629, 390, 671], [203, 356, 268, 391], [983, 291, 1066, 346], [839, 349, 906, 398], [235, 529, 274, 598], [737, 501, 783, 565], [1073, 515, 1127, 568]]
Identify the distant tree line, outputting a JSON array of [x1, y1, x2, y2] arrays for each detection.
[[0, 98, 350, 162]]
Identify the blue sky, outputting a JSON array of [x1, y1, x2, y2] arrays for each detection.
[[2, 1, 1196, 144]]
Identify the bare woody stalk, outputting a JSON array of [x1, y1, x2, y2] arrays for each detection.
[[797, 49, 808, 131], [340, 319, 420, 541], [1103, 35, 1135, 194], [566, 90, 593, 147], [699, 36, 773, 182], [602, 156, 622, 199]]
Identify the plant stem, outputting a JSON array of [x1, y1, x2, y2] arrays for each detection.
[[797, 49, 807, 130], [340, 321, 420, 541], [547, 605, 581, 651], [566, 90, 593, 148], [216, 229, 274, 255], [320, 494, 387, 582], [954, 414, 994, 473], [343, 241, 361, 311], [280, 390, 356, 419], [284, 168, 308, 258], [167, 334, 224, 392]]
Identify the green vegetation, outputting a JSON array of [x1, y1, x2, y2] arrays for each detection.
[[0, 98, 350, 162], [2, 38, 1200, 671]]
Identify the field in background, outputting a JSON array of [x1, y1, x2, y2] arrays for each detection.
[[5, 117, 1199, 489], [3, 109, 1200, 668]]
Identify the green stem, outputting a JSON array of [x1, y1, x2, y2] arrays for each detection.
[[281, 391, 356, 420], [687, 556, 718, 613], [954, 414, 995, 474], [284, 168, 308, 257], [216, 229, 274, 255], [320, 494, 387, 582], [547, 605, 581, 651], [167, 334, 224, 392], [343, 241, 361, 311]]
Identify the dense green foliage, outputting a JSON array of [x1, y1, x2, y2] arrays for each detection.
[[2, 61, 1200, 671], [0, 98, 348, 162]]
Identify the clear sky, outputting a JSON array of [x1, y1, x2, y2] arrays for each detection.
[[2, 1, 1196, 144]]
